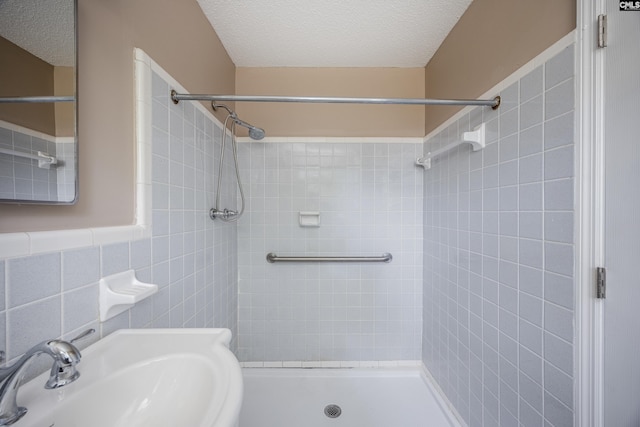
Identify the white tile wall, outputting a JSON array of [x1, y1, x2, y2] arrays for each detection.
[[55, 140, 76, 202], [422, 45, 575, 427], [0, 64, 238, 364], [237, 140, 424, 362], [0, 125, 60, 202]]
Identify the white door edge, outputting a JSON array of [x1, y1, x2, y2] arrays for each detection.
[[575, 0, 606, 426]]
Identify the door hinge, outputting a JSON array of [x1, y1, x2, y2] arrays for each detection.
[[596, 267, 607, 299], [598, 14, 608, 48]]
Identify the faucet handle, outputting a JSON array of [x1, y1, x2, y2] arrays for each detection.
[[69, 328, 96, 344], [44, 340, 83, 390], [44, 329, 95, 389]]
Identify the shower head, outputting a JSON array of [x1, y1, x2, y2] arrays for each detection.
[[211, 102, 265, 140], [234, 117, 266, 140], [248, 126, 266, 141]]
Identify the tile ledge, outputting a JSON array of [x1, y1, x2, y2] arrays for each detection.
[[0, 224, 149, 259]]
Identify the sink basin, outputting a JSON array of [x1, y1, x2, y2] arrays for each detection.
[[15, 329, 243, 427]]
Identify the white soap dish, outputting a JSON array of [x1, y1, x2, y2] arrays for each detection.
[[99, 269, 158, 321], [299, 211, 320, 227]]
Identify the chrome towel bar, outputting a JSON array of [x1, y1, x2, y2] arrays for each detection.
[[266, 253, 392, 263], [0, 148, 58, 168]]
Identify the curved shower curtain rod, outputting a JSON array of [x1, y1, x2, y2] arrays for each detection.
[[170, 90, 501, 109]]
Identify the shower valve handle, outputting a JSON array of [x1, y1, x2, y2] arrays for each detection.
[[210, 208, 237, 220]]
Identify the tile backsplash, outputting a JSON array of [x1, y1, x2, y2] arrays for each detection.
[[422, 45, 575, 427]]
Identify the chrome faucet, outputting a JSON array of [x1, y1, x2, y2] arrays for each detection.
[[0, 329, 94, 426]]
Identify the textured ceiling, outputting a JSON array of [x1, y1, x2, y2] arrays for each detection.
[[197, 0, 473, 68], [0, 0, 75, 67]]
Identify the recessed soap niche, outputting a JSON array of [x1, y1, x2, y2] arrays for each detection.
[[299, 211, 320, 227]]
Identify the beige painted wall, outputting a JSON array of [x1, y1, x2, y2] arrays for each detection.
[[0, 36, 56, 135], [0, 0, 235, 233], [424, 0, 576, 134], [53, 67, 76, 136], [1, 0, 577, 232], [54, 66, 75, 138], [235, 68, 425, 137]]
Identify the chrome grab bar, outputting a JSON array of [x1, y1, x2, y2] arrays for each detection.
[[266, 253, 392, 263]]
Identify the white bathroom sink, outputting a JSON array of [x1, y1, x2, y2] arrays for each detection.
[[15, 329, 243, 427]]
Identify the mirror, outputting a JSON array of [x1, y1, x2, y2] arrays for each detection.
[[0, 0, 77, 204]]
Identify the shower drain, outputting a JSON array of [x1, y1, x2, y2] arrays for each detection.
[[324, 404, 342, 418]]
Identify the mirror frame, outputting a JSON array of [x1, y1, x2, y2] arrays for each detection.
[[0, 0, 78, 205]]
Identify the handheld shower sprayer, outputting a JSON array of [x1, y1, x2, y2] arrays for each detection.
[[209, 102, 264, 222], [233, 117, 266, 140]]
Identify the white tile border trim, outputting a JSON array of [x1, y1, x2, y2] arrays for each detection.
[[238, 136, 424, 144], [139, 50, 230, 132], [0, 52, 153, 259], [424, 30, 577, 142], [239, 360, 423, 368], [0, 48, 230, 260], [0, 119, 59, 142]]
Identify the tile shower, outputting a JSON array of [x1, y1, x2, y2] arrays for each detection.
[[0, 42, 576, 427], [236, 140, 424, 362], [422, 45, 575, 426]]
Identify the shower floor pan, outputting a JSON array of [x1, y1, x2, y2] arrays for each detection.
[[239, 367, 460, 427]]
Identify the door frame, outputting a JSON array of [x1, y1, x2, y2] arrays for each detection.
[[575, 0, 606, 426]]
